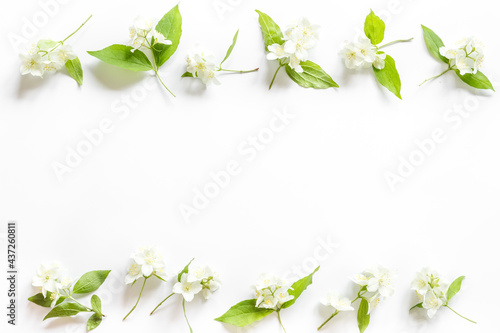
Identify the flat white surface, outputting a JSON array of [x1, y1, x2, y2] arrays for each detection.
[[1, 0, 499, 332]]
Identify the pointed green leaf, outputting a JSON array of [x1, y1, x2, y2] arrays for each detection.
[[86, 313, 103, 331], [178, 258, 195, 282], [37, 39, 58, 51], [154, 5, 182, 67], [43, 302, 89, 320], [454, 70, 495, 91], [373, 54, 402, 99], [221, 30, 239, 67], [215, 299, 274, 327], [255, 10, 283, 50], [281, 266, 320, 309], [357, 299, 370, 333], [410, 302, 423, 311], [28, 292, 65, 307], [285, 61, 338, 89], [421, 25, 448, 63], [65, 57, 83, 85], [364, 10, 385, 45], [73, 270, 111, 294], [90, 295, 102, 314], [181, 71, 193, 77], [88, 45, 153, 72], [446, 276, 465, 301]]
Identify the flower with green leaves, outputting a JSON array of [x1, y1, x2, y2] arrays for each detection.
[[420, 25, 494, 91], [123, 245, 168, 320], [410, 268, 476, 323], [19, 15, 91, 85], [318, 265, 396, 332], [150, 259, 221, 332], [182, 30, 259, 85], [255, 10, 338, 90], [28, 262, 110, 331], [339, 10, 413, 99], [216, 266, 319, 332], [88, 5, 182, 97]]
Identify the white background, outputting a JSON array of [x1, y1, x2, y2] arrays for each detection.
[[1, 0, 499, 332]]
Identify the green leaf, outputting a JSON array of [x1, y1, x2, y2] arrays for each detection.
[[373, 54, 402, 99], [410, 302, 423, 311], [73, 270, 111, 294], [65, 57, 83, 85], [90, 295, 102, 314], [178, 258, 195, 282], [154, 5, 182, 67], [446, 276, 465, 301], [421, 25, 448, 63], [255, 10, 284, 50], [86, 313, 103, 331], [181, 72, 193, 77], [454, 70, 495, 91], [285, 61, 338, 89], [364, 10, 385, 45], [43, 302, 89, 320], [28, 292, 65, 307], [87, 45, 153, 72], [357, 299, 371, 333], [221, 30, 239, 67], [281, 266, 320, 309], [37, 39, 58, 51], [214, 299, 274, 327]]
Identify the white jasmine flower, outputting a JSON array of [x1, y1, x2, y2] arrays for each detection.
[[125, 246, 167, 284], [284, 32, 312, 61], [373, 52, 386, 69], [173, 273, 203, 302], [320, 292, 354, 312], [187, 265, 221, 299], [288, 55, 303, 73], [57, 276, 73, 290], [32, 262, 62, 297], [128, 16, 157, 52], [186, 48, 220, 86], [351, 273, 370, 286], [422, 290, 443, 318], [367, 293, 381, 314], [259, 294, 279, 309], [284, 17, 320, 44], [439, 37, 485, 75], [152, 30, 171, 46], [356, 36, 377, 66], [267, 43, 288, 60], [411, 269, 431, 295], [365, 265, 396, 298], [48, 44, 77, 65], [49, 290, 62, 307], [20, 52, 44, 77], [275, 287, 294, 305]]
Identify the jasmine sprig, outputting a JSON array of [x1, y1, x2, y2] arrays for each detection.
[[339, 10, 413, 99], [88, 5, 182, 97], [151, 259, 221, 333], [215, 266, 319, 332], [19, 15, 92, 84], [182, 30, 258, 85], [419, 25, 494, 91], [256, 10, 338, 90], [29, 263, 110, 331], [410, 269, 476, 323]]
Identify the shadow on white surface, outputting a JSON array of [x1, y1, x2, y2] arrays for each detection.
[[89, 62, 147, 90]]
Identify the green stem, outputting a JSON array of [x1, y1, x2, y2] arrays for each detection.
[[154, 70, 176, 97], [61, 15, 93, 44], [419, 68, 451, 86], [182, 299, 193, 333], [219, 68, 259, 73], [269, 65, 283, 90], [378, 38, 414, 49], [445, 305, 476, 324], [317, 310, 338, 330], [277, 310, 287, 333], [150, 292, 175, 315], [123, 278, 147, 321]]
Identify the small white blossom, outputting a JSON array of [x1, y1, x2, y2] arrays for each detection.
[[32, 262, 63, 297], [125, 245, 168, 284], [422, 290, 443, 318], [267, 43, 288, 60], [364, 265, 397, 298], [439, 37, 485, 75], [320, 292, 354, 312], [173, 273, 203, 302], [20, 52, 44, 77], [254, 273, 293, 310], [128, 16, 171, 52], [186, 48, 221, 86], [339, 35, 384, 70]]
